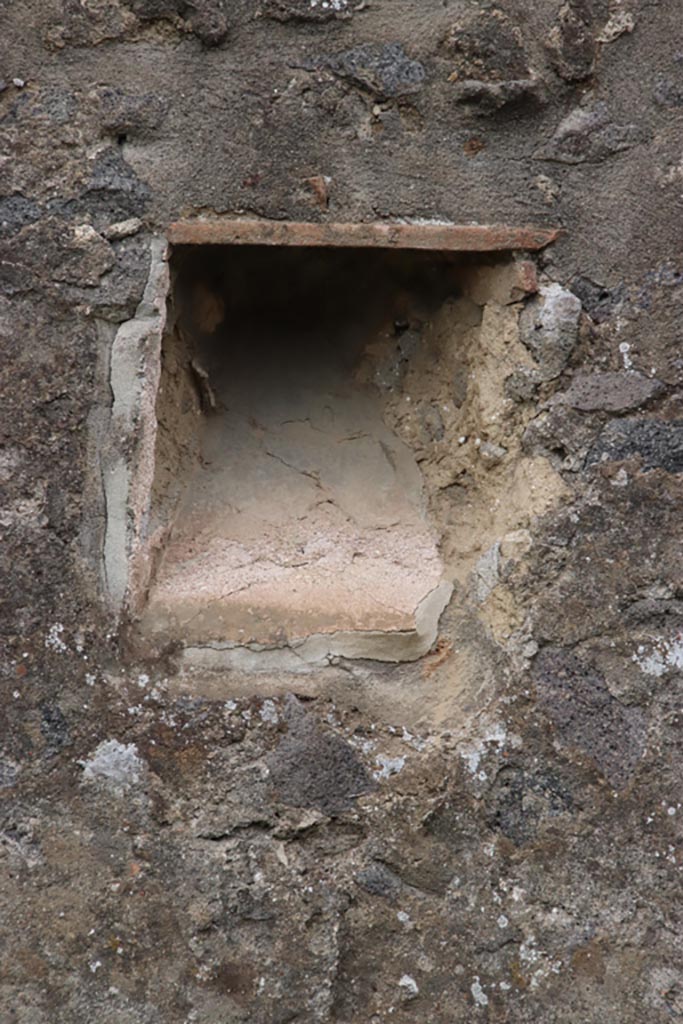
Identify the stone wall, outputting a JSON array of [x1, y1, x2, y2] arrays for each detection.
[[2, 2, 683, 1021]]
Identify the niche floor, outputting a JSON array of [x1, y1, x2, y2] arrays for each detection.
[[139, 246, 456, 664]]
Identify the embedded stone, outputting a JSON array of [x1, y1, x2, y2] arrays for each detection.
[[441, 9, 530, 81], [588, 419, 683, 473], [532, 647, 646, 788], [267, 700, 374, 815], [0, 195, 41, 240], [536, 101, 645, 164], [546, 0, 596, 82], [93, 86, 169, 136], [552, 371, 664, 413], [519, 282, 581, 378], [450, 77, 545, 113], [326, 43, 426, 98], [184, 0, 229, 46], [570, 276, 625, 322], [263, 0, 353, 21]]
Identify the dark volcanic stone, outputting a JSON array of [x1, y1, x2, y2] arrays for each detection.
[[553, 371, 664, 413], [355, 861, 401, 898], [570, 276, 626, 322], [440, 9, 529, 81], [184, 0, 229, 46], [65, 233, 151, 322], [547, 0, 597, 82], [588, 418, 683, 473], [40, 703, 70, 755], [380, 835, 457, 895], [68, 0, 228, 44], [422, 788, 480, 859], [505, 367, 542, 403], [87, 149, 151, 210], [0, 216, 114, 287], [533, 647, 646, 788], [327, 43, 426, 98], [95, 86, 169, 136], [267, 701, 374, 815], [0, 756, 18, 789], [487, 766, 574, 845], [51, 149, 150, 227], [0, 195, 42, 240]]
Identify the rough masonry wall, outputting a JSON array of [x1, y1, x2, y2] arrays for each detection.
[[2, 1, 683, 1021]]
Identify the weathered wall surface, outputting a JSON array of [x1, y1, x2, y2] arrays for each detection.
[[2, 1, 683, 1020]]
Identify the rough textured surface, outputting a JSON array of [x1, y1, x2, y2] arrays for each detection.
[[3, 1, 683, 1021], [551, 369, 664, 411], [588, 417, 683, 473]]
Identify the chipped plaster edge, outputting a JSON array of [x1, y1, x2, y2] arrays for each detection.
[[100, 235, 169, 616], [179, 580, 454, 672]]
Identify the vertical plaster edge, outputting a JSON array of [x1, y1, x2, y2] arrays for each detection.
[[101, 234, 169, 618]]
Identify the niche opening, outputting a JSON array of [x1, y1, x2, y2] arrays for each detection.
[[136, 245, 463, 666]]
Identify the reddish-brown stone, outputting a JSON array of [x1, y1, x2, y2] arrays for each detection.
[[517, 259, 539, 294], [167, 219, 560, 251]]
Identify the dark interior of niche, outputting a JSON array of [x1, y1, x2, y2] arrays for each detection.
[[151, 244, 474, 533], [171, 243, 469, 345]]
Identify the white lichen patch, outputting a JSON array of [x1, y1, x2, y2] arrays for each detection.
[[471, 976, 489, 1007], [45, 623, 68, 653], [398, 974, 419, 998], [80, 739, 145, 792], [619, 341, 633, 369], [401, 725, 428, 751], [374, 753, 406, 780], [633, 634, 683, 677], [519, 936, 563, 990], [259, 699, 279, 724], [460, 721, 508, 778]]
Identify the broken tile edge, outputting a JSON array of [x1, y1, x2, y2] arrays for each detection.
[[167, 219, 561, 251]]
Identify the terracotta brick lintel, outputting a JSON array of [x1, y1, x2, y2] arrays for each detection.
[[167, 219, 560, 252]]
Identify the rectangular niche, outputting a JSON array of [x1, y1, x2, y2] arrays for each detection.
[[108, 220, 556, 669]]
